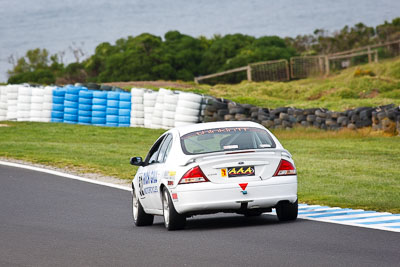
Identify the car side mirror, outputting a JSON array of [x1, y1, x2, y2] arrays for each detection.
[[130, 157, 144, 166]]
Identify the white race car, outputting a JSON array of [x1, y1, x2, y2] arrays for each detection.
[[130, 121, 298, 230]]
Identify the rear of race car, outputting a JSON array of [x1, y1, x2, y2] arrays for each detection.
[[168, 122, 298, 217], [170, 151, 297, 215]]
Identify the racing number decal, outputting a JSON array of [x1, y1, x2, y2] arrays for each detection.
[[221, 168, 227, 177], [138, 175, 145, 197]]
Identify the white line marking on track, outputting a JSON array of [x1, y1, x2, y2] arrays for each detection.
[[0, 161, 131, 192], [1, 161, 399, 233]]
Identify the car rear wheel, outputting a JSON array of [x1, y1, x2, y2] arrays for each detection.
[[162, 188, 186, 231], [132, 189, 154, 226], [276, 199, 298, 221]]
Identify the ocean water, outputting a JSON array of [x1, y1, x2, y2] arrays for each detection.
[[1, 0, 399, 82]]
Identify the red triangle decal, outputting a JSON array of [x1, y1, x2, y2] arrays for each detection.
[[239, 183, 248, 190]]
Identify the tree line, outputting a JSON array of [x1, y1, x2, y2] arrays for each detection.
[[7, 17, 400, 84]]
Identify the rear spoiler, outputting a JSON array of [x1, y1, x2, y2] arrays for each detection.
[[178, 149, 292, 166]]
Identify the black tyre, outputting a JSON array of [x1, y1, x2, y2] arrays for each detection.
[[162, 188, 186, 231], [276, 199, 298, 222], [132, 189, 154, 226]]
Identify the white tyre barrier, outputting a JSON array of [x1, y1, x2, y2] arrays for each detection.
[[152, 117, 163, 125], [42, 86, 54, 123], [133, 104, 144, 111], [175, 99, 201, 110], [131, 88, 145, 97], [178, 92, 203, 103], [0, 86, 7, 120], [176, 107, 200, 116], [164, 94, 179, 105], [144, 118, 152, 128], [143, 100, 156, 107], [162, 118, 175, 127], [173, 92, 203, 127], [30, 88, 44, 122], [163, 110, 176, 119], [130, 88, 145, 127], [143, 90, 157, 128], [131, 110, 144, 117], [131, 97, 143, 104], [153, 109, 163, 117], [131, 117, 144, 126], [18, 95, 31, 103], [7, 85, 19, 120], [175, 113, 199, 123], [144, 106, 154, 114], [16, 86, 31, 121], [163, 103, 176, 112]]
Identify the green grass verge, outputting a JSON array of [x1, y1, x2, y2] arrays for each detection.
[[129, 57, 400, 111], [0, 122, 399, 213]]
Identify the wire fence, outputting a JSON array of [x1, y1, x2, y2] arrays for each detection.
[[194, 39, 400, 84], [249, 59, 289, 82], [290, 56, 326, 79]]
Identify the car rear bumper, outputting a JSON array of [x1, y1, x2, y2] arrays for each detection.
[[172, 176, 297, 215]]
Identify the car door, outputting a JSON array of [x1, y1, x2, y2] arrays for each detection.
[[144, 134, 174, 210], [137, 135, 166, 210], [150, 134, 173, 210]]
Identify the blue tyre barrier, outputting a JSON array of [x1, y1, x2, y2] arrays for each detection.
[[51, 118, 63, 123], [66, 87, 81, 95], [53, 90, 66, 97], [106, 115, 118, 123], [118, 109, 130, 116], [78, 116, 91, 123], [119, 101, 131, 109], [92, 117, 106, 124], [118, 123, 130, 127], [93, 98, 107, 105], [93, 91, 107, 99], [107, 92, 120, 100], [106, 108, 118, 115], [92, 111, 106, 117], [107, 100, 119, 108], [65, 94, 79, 102], [79, 98, 92, 105], [51, 111, 64, 118], [64, 114, 78, 121], [92, 105, 107, 111], [52, 104, 64, 111], [64, 108, 78, 115], [118, 116, 130, 124], [79, 104, 92, 111], [78, 110, 91, 116], [79, 90, 93, 98], [64, 120, 78, 124], [106, 123, 119, 127], [119, 92, 131, 101], [53, 96, 64, 104], [64, 100, 78, 108]]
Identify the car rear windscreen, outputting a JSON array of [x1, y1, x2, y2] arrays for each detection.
[[180, 127, 276, 155]]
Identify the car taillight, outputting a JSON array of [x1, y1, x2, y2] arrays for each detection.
[[274, 159, 297, 176], [179, 166, 209, 184]]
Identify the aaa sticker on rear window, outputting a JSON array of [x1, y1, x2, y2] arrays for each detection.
[[227, 166, 255, 177]]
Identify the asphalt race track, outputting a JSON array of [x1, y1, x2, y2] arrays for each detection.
[[0, 165, 399, 267]]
